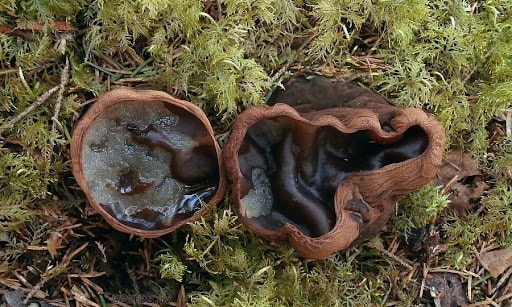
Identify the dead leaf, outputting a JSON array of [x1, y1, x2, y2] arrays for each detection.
[[434, 151, 480, 182], [424, 273, 468, 307], [480, 248, 512, 278], [448, 177, 488, 214], [46, 231, 63, 258], [433, 151, 487, 215]]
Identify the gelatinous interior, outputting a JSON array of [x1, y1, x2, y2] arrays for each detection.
[[238, 117, 428, 238], [81, 100, 219, 230]]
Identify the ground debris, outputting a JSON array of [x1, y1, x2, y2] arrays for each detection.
[[1, 289, 25, 307], [433, 151, 488, 215], [480, 248, 512, 278], [402, 224, 448, 263], [422, 273, 468, 307]]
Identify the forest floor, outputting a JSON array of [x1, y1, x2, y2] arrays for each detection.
[[1, 1, 512, 306]]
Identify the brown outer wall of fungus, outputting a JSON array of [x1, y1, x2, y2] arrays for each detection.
[[223, 103, 444, 260], [71, 88, 226, 238]]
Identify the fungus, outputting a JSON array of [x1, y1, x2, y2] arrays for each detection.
[[224, 77, 444, 259], [71, 88, 225, 238]]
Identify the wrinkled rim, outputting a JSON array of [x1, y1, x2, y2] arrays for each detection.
[[71, 88, 226, 238], [223, 103, 444, 259]]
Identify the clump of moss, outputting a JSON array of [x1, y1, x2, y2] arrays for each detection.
[[391, 184, 450, 236], [157, 251, 188, 282], [170, 27, 269, 120], [84, 0, 300, 121], [374, 0, 512, 153], [306, 0, 371, 63], [1, 34, 79, 233], [158, 208, 381, 306], [0, 151, 47, 230], [441, 180, 512, 269]]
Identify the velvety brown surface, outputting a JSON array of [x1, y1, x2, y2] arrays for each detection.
[[224, 77, 445, 259], [71, 88, 226, 238]]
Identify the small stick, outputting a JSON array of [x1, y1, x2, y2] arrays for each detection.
[[428, 267, 481, 278], [51, 57, 70, 134], [0, 56, 69, 137], [441, 175, 459, 195], [444, 157, 462, 171], [496, 292, 512, 303], [19, 21, 72, 32], [418, 263, 428, 300], [61, 286, 101, 307], [493, 266, 512, 295], [0, 85, 59, 133], [80, 276, 105, 294], [464, 299, 499, 307], [12, 271, 33, 288], [67, 272, 106, 279], [368, 241, 414, 270]]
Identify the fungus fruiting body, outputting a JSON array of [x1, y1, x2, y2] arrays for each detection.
[[71, 88, 225, 237], [224, 77, 445, 259]]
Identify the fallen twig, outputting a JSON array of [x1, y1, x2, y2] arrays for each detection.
[[51, 57, 70, 134], [367, 240, 414, 270], [0, 58, 70, 136], [0, 85, 60, 134]]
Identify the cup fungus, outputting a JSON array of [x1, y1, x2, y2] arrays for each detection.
[[71, 88, 225, 238], [224, 77, 445, 259]]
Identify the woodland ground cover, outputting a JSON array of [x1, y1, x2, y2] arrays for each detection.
[[0, 0, 511, 305]]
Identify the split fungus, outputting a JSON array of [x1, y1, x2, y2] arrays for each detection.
[[71, 88, 225, 237], [224, 77, 445, 259]]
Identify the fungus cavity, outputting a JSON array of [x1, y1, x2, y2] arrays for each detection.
[[237, 117, 428, 238], [81, 101, 219, 230]]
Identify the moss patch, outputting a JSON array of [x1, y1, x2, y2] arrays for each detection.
[[1, 0, 512, 305]]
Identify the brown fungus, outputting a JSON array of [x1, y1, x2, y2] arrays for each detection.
[[224, 77, 445, 259], [71, 88, 225, 238]]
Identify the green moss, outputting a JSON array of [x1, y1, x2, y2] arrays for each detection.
[[1, 0, 512, 304], [373, 0, 429, 46], [170, 208, 378, 306], [0, 19, 81, 233], [0, 151, 46, 230], [391, 184, 450, 235], [479, 182, 512, 246], [18, 0, 87, 20], [0, 231, 26, 261], [70, 59, 106, 96], [439, 180, 512, 269], [170, 26, 269, 120], [491, 142, 512, 181], [375, 1, 512, 151], [157, 251, 188, 282], [305, 0, 371, 64], [86, 0, 203, 53]]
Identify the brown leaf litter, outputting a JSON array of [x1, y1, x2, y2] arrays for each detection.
[[433, 151, 488, 215]]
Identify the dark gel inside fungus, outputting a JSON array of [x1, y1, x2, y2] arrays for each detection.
[[127, 123, 219, 185], [121, 115, 220, 223], [116, 166, 153, 195], [238, 118, 428, 237]]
